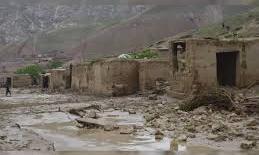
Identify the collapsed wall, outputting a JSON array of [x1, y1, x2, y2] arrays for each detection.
[[138, 60, 170, 91]]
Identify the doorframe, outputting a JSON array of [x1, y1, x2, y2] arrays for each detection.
[[216, 50, 240, 87]]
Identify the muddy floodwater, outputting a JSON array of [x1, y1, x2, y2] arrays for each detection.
[[0, 89, 259, 154], [8, 111, 259, 155], [13, 111, 171, 151]]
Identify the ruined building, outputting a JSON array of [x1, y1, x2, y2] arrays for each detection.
[[169, 38, 259, 95]]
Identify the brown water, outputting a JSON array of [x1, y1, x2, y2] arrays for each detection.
[[9, 110, 259, 155]]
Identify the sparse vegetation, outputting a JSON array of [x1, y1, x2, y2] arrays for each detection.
[[128, 49, 159, 59], [16, 64, 45, 79], [47, 60, 64, 69], [195, 7, 259, 38]]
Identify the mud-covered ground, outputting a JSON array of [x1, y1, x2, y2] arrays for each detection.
[[0, 88, 258, 153]]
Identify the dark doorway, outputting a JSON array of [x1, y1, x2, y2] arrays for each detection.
[[172, 41, 186, 72], [6, 77, 12, 87], [217, 52, 238, 86], [42, 76, 49, 89]]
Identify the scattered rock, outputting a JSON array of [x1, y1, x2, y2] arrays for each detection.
[[212, 123, 228, 134], [119, 126, 134, 134], [76, 118, 115, 129], [240, 141, 257, 150], [246, 119, 258, 127], [192, 106, 207, 115], [0, 131, 7, 140], [128, 109, 136, 115], [207, 134, 227, 142], [187, 133, 196, 138], [86, 110, 99, 119], [177, 135, 187, 142], [148, 94, 158, 100]]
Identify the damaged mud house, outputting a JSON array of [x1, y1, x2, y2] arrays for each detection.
[[41, 38, 259, 99]]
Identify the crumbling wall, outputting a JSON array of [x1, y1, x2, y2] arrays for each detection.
[[49, 69, 69, 91], [174, 39, 259, 92], [92, 59, 139, 96], [71, 63, 92, 92], [138, 60, 170, 91], [72, 59, 139, 96], [12, 74, 32, 88], [243, 40, 259, 86]]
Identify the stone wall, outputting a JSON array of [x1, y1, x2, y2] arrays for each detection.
[[138, 60, 170, 91]]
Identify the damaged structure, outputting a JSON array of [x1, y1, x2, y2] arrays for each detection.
[[169, 38, 259, 95], [70, 58, 170, 96], [0, 73, 33, 88]]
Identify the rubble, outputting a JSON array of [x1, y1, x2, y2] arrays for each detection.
[[240, 141, 257, 150], [76, 118, 115, 129]]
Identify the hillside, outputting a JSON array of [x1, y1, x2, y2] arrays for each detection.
[[194, 7, 259, 39], [70, 3, 254, 60], [0, 0, 256, 71]]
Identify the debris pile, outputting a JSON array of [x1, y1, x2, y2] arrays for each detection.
[[180, 88, 235, 111]]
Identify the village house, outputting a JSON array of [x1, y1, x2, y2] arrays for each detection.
[[169, 38, 259, 95]]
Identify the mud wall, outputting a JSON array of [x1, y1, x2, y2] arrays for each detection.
[[71, 63, 93, 92], [72, 59, 139, 96], [49, 69, 69, 91], [139, 60, 170, 91], [244, 40, 259, 85], [13, 74, 32, 88]]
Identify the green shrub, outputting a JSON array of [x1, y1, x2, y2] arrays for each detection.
[[128, 49, 159, 59], [16, 64, 44, 78], [47, 60, 63, 69]]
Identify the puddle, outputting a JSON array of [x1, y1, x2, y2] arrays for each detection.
[[14, 111, 170, 151]]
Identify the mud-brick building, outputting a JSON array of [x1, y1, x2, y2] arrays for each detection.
[[0, 73, 33, 88], [71, 58, 170, 96], [72, 58, 139, 96], [169, 38, 259, 94]]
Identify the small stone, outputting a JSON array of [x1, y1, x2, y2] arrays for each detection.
[[212, 123, 228, 133], [128, 109, 136, 115], [76, 123, 85, 128], [187, 133, 196, 138], [119, 126, 134, 134], [86, 111, 99, 119], [177, 135, 187, 142], [246, 119, 258, 127], [148, 94, 158, 100], [104, 125, 114, 131], [155, 134, 164, 140], [240, 141, 257, 150], [158, 104, 163, 108], [207, 134, 227, 142], [133, 124, 144, 130]]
